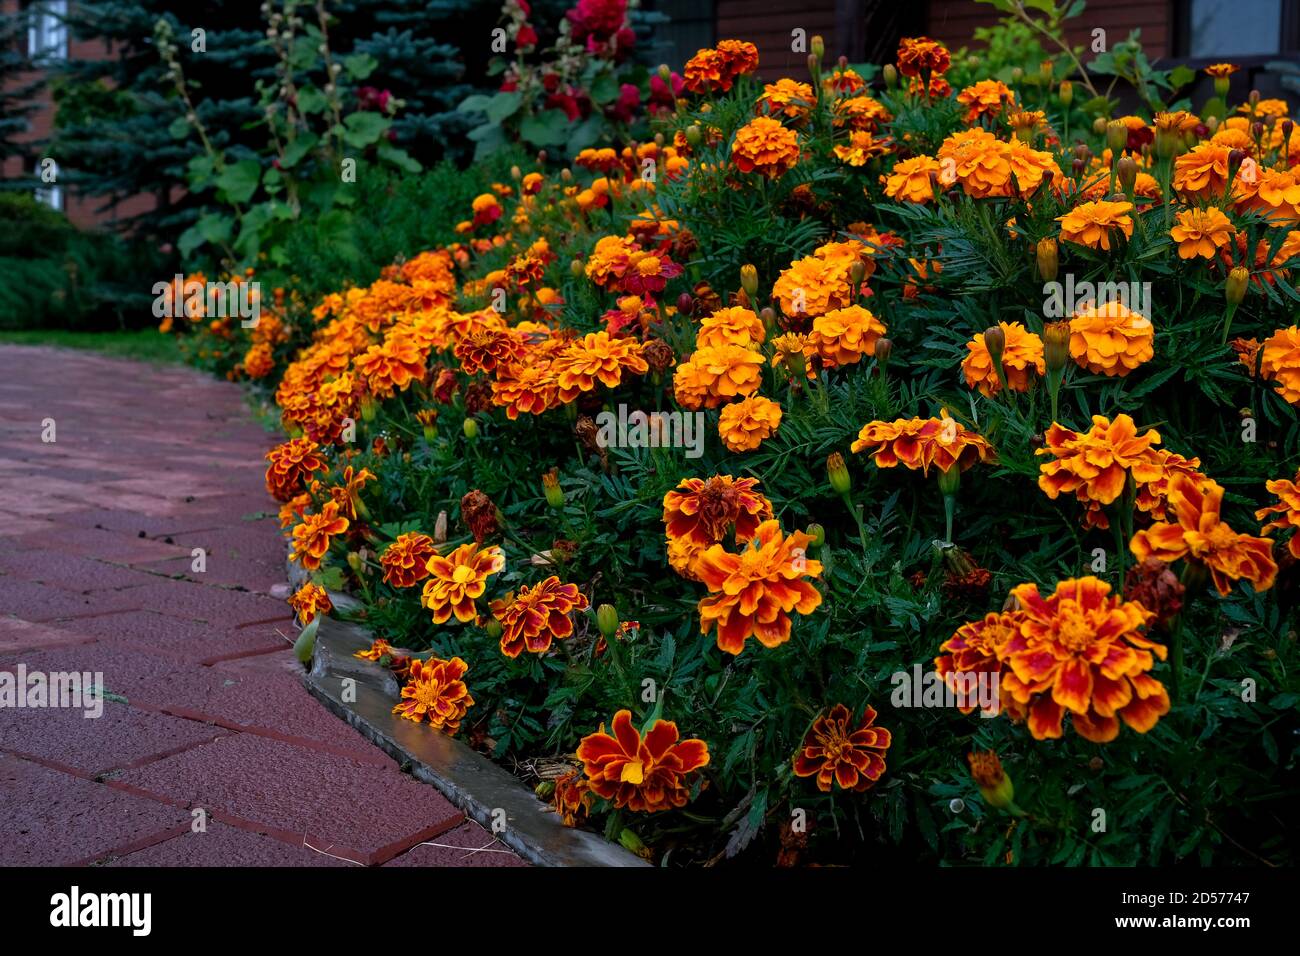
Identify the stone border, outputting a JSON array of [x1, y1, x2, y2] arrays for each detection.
[[288, 562, 648, 867]]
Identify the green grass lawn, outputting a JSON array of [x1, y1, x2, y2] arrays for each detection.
[[0, 328, 182, 364]]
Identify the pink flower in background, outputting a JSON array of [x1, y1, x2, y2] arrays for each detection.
[[606, 82, 640, 123], [649, 71, 684, 112], [357, 86, 392, 112], [567, 0, 626, 44]]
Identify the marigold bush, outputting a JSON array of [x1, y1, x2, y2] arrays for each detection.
[[172, 25, 1300, 867]]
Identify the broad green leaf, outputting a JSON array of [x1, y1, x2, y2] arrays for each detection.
[[215, 158, 261, 204], [344, 52, 378, 80]]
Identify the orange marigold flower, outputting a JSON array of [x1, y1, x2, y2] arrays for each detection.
[[288, 582, 332, 624], [1131, 474, 1278, 596], [576, 709, 710, 813], [1036, 414, 1163, 509], [718, 395, 783, 452], [356, 331, 427, 397], [695, 519, 822, 655], [883, 154, 941, 203], [731, 116, 801, 178], [1004, 576, 1167, 742], [421, 541, 505, 624], [326, 464, 376, 522], [832, 131, 891, 167], [1257, 469, 1300, 559], [938, 127, 1012, 198], [392, 655, 474, 733], [673, 343, 764, 410], [850, 409, 994, 475], [381, 532, 439, 588], [962, 321, 1044, 397], [552, 770, 593, 827], [696, 306, 765, 349], [290, 502, 350, 571], [584, 235, 637, 290], [757, 78, 814, 119], [1170, 207, 1236, 259], [716, 38, 759, 76], [1205, 63, 1239, 78], [835, 94, 891, 132], [554, 331, 649, 402], [1173, 142, 1231, 198], [490, 575, 589, 658], [1068, 300, 1154, 376], [1056, 199, 1134, 251], [935, 611, 1022, 714], [265, 437, 327, 502], [807, 305, 886, 368], [792, 703, 891, 792], [662, 474, 773, 546], [957, 79, 1015, 122], [896, 36, 950, 78]]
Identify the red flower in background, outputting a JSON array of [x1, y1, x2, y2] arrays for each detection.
[[356, 86, 392, 112], [567, 0, 626, 45], [649, 71, 684, 113], [606, 83, 640, 123]]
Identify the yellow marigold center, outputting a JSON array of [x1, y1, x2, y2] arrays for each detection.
[[1056, 607, 1095, 652], [620, 758, 645, 784]]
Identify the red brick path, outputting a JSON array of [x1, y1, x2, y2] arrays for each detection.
[[0, 347, 524, 867]]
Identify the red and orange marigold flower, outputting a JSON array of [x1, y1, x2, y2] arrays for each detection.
[[421, 541, 505, 624], [288, 582, 332, 624], [850, 409, 994, 476], [934, 611, 1023, 715], [896, 36, 950, 78], [490, 575, 590, 658], [381, 532, 439, 588], [1131, 474, 1278, 596], [392, 655, 474, 734], [290, 502, 349, 571], [1003, 576, 1169, 743], [575, 709, 710, 812], [695, 519, 822, 655], [265, 437, 327, 502], [662, 474, 773, 546], [1258, 468, 1300, 558], [792, 703, 891, 792], [731, 116, 801, 178]]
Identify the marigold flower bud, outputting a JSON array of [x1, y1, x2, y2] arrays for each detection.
[[882, 63, 897, 88], [968, 751, 1015, 810], [676, 291, 694, 316], [485, 617, 503, 640], [1228, 148, 1246, 178], [1043, 320, 1070, 372], [434, 510, 448, 543], [1106, 119, 1127, 154], [827, 452, 851, 495], [346, 552, 362, 575], [422, 422, 437, 442], [1058, 79, 1072, 106], [807, 523, 825, 548], [570, 258, 583, 277], [849, 259, 866, 286], [811, 34, 824, 61], [658, 63, 672, 83], [463, 417, 479, 440], [1249, 89, 1260, 107], [807, 53, 819, 75], [1036, 237, 1059, 282], [1225, 266, 1249, 306], [542, 469, 564, 509], [1116, 155, 1137, 193], [874, 337, 892, 373], [510, 165, 521, 180], [360, 395, 377, 423], [1010, 67, 1023, 82], [983, 323, 1006, 370], [596, 603, 619, 640], [685, 124, 702, 147], [740, 263, 758, 298], [1092, 116, 1107, 135]]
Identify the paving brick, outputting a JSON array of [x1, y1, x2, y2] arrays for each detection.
[[108, 578, 288, 627], [67, 610, 288, 664], [0, 753, 189, 866], [0, 616, 97, 655], [112, 734, 463, 865], [383, 821, 528, 867], [105, 822, 356, 867], [0, 700, 228, 777], [0, 547, 165, 592], [0, 577, 145, 623]]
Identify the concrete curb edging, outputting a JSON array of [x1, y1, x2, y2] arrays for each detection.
[[288, 562, 649, 867]]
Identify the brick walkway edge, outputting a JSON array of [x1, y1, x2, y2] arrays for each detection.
[[0, 346, 524, 867]]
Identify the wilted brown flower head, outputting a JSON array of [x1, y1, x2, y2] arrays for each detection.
[[643, 338, 677, 375], [461, 489, 500, 542], [1123, 557, 1184, 630]]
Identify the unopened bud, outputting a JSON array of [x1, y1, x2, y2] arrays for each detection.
[[571, 258, 584, 277], [658, 63, 672, 83], [1058, 80, 1072, 106], [983, 325, 1006, 370], [810, 35, 824, 61], [485, 617, 503, 641], [740, 263, 758, 298], [1116, 155, 1137, 193], [968, 751, 1016, 811], [685, 124, 702, 147], [1226, 266, 1249, 306], [827, 452, 851, 495], [1106, 119, 1127, 155], [1036, 237, 1059, 282], [882, 63, 897, 88], [807, 523, 825, 548], [676, 292, 694, 316], [1043, 321, 1070, 373], [874, 337, 892, 373], [596, 603, 619, 639], [463, 417, 479, 440], [542, 469, 565, 509]]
